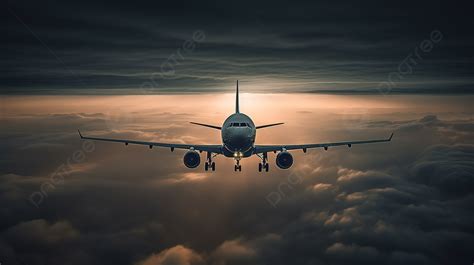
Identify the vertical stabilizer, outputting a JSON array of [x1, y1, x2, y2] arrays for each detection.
[[235, 80, 240, 113]]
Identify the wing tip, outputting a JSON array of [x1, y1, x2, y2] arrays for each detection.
[[78, 129, 83, 139], [388, 132, 394, 141]]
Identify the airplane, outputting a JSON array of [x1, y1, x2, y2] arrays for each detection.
[[78, 80, 393, 172]]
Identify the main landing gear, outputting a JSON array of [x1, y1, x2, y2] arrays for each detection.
[[204, 152, 216, 171], [258, 152, 269, 172]]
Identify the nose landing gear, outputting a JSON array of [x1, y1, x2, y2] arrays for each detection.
[[234, 160, 242, 171]]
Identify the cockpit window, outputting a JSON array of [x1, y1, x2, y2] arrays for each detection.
[[230, 122, 249, 127]]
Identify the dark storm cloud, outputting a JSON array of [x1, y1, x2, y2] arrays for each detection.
[[264, 126, 474, 264], [1, 95, 474, 265], [2, 0, 474, 93]]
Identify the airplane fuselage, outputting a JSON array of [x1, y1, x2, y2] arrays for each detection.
[[221, 113, 256, 158]]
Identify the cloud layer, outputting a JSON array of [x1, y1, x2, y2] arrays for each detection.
[[0, 94, 473, 265]]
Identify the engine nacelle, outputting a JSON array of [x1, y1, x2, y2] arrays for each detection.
[[183, 151, 200, 168], [276, 151, 293, 169]]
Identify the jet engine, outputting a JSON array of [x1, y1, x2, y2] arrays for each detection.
[[183, 150, 200, 168], [276, 151, 293, 169]]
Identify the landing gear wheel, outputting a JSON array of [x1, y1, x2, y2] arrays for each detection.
[[258, 152, 269, 172], [206, 152, 215, 172], [238, 165, 242, 171], [234, 165, 238, 172]]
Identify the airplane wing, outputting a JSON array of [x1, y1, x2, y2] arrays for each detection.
[[254, 133, 393, 153], [78, 130, 223, 154], [190, 122, 222, 130], [256, 122, 284, 129]]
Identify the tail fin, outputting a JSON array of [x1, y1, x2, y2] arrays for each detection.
[[235, 80, 239, 113]]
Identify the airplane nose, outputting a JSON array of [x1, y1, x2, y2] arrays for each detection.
[[227, 130, 251, 151], [230, 134, 245, 145], [234, 133, 246, 142]]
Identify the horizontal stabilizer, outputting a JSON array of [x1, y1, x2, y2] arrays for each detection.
[[190, 122, 222, 130], [256, 122, 284, 129]]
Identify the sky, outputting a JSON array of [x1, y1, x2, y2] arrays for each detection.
[[2, 0, 474, 94], [1, 1, 474, 265]]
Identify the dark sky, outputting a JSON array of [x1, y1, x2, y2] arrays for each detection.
[[3, 0, 474, 94]]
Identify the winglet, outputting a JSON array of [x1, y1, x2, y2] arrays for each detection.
[[78, 129, 83, 139], [235, 80, 239, 113], [388, 132, 394, 141]]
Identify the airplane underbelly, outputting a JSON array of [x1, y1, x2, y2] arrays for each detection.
[[222, 145, 254, 157], [224, 138, 252, 152], [222, 133, 254, 157]]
